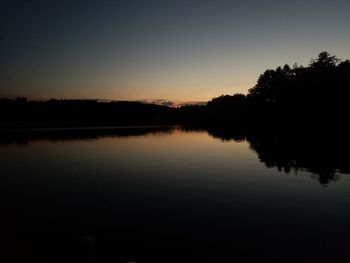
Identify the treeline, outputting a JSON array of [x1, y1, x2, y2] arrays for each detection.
[[204, 51, 350, 127], [1, 52, 349, 129], [0, 99, 177, 127]]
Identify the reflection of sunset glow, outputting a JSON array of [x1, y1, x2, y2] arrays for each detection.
[[94, 128, 253, 169]]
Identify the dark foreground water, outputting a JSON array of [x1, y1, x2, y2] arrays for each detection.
[[0, 126, 350, 262]]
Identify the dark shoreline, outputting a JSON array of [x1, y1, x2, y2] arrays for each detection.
[[0, 124, 178, 145]]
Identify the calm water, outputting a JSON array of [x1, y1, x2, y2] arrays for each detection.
[[1, 127, 350, 262]]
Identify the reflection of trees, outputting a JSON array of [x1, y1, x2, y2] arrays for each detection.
[[3, 124, 350, 185], [207, 128, 350, 185], [0, 126, 176, 145], [247, 134, 347, 185], [206, 126, 246, 142]]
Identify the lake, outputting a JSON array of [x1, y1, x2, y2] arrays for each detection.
[[1, 126, 350, 262]]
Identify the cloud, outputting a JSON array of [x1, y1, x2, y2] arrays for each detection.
[[137, 99, 207, 107], [136, 99, 173, 107], [176, 101, 207, 107]]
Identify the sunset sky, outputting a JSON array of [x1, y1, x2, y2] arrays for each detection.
[[1, 0, 349, 103]]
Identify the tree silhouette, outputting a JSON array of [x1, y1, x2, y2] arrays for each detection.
[[309, 51, 340, 70], [1, 52, 349, 129]]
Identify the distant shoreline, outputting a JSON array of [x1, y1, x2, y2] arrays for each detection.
[[1, 52, 349, 130], [0, 121, 176, 132]]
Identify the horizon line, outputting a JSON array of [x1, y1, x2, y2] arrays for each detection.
[[0, 96, 209, 107]]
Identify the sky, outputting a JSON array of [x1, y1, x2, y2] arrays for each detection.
[[1, 0, 350, 103]]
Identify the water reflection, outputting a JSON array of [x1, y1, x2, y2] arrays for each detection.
[[0, 126, 175, 145], [1, 125, 350, 185], [206, 127, 350, 185], [1, 126, 350, 261], [247, 134, 349, 185]]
